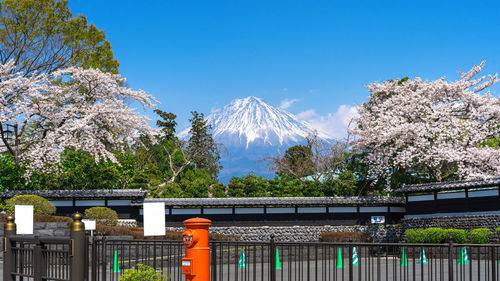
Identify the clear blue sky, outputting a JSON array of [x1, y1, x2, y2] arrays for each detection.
[[69, 0, 500, 136]]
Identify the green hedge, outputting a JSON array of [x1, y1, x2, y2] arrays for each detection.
[[84, 207, 118, 226], [2, 195, 56, 215], [404, 227, 492, 244], [468, 228, 493, 244]]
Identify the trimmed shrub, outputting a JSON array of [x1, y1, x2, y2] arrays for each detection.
[[405, 227, 492, 244], [422, 228, 447, 243], [403, 229, 425, 243], [2, 195, 55, 215], [119, 264, 169, 281], [320, 232, 372, 242], [85, 207, 118, 226], [495, 226, 500, 233], [444, 229, 468, 244], [468, 228, 493, 244]]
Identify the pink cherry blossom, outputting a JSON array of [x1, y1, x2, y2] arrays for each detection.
[[0, 61, 159, 174], [351, 61, 500, 188]]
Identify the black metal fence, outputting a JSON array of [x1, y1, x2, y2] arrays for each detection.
[[4, 215, 500, 281], [87, 237, 500, 281]]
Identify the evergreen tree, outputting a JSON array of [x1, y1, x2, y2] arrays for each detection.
[[154, 109, 177, 140], [187, 111, 222, 179]]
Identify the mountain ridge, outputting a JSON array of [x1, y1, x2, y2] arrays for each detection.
[[179, 96, 331, 182]]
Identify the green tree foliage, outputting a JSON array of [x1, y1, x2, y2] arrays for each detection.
[[0, 149, 147, 191], [228, 174, 269, 197], [0, 154, 24, 192], [2, 195, 55, 215], [154, 109, 177, 140], [49, 150, 146, 190], [273, 145, 314, 178], [0, 0, 119, 74], [226, 174, 349, 197], [187, 111, 222, 179], [134, 109, 225, 198], [209, 182, 227, 197]]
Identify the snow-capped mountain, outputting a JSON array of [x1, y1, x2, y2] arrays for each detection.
[[209, 96, 330, 147], [180, 96, 331, 182]]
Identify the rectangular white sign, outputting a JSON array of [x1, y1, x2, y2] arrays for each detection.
[[143, 202, 165, 236], [15, 205, 34, 235], [371, 216, 385, 224], [82, 219, 96, 231]]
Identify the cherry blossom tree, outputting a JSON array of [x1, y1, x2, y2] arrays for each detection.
[[352, 61, 500, 187], [0, 61, 158, 172]]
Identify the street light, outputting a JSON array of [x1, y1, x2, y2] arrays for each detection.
[[1, 123, 19, 164], [2, 126, 13, 140]]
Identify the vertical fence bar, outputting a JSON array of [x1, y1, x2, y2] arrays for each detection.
[[270, 235, 276, 281], [448, 238, 454, 281], [101, 236, 107, 281], [3, 215, 15, 281], [492, 246, 497, 281], [349, 243, 353, 281], [33, 236, 42, 281], [70, 213, 86, 281], [211, 242, 217, 281], [91, 236, 97, 281]]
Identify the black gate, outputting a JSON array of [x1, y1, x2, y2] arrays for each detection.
[[3, 214, 86, 281]]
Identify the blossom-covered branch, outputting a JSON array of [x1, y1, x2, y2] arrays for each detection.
[[352, 62, 500, 187], [0, 61, 159, 172]]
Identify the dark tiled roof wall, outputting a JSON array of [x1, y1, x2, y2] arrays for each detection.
[[143, 196, 405, 206], [399, 177, 500, 193], [0, 189, 147, 198]]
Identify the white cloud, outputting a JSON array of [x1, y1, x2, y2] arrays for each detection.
[[279, 98, 299, 110], [297, 105, 359, 139]]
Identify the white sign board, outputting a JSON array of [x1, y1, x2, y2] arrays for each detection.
[[15, 205, 34, 234], [143, 202, 165, 236], [371, 216, 385, 224], [82, 219, 96, 231]]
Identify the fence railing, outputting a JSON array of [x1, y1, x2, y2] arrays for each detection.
[[87, 237, 500, 281], [3, 214, 87, 281], [4, 213, 500, 281]]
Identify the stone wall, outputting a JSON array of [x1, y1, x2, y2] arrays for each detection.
[[166, 225, 402, 243], [0, 222, 69, 237], [2, 213, 499, 244], [400, 214, 500, 231]]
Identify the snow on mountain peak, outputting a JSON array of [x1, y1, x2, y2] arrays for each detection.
[[199, 96, 330, 148]]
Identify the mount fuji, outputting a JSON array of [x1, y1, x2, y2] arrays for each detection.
[[180, 96, 332, 182]]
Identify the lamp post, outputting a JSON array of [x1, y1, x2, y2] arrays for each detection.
[[1, 123, 19, 164]]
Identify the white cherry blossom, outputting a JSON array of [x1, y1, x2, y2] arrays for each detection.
[[352, 61, 500, 187], [0, 62, 158, 173]]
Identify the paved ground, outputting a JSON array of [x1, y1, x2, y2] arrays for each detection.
[[92, 258, 498, 281], [2, 258, 497, 281]]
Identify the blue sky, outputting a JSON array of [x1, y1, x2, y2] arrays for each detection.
[[69, 0, 500, 137]]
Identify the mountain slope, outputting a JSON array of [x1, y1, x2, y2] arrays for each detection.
[[180, 96, 331, 182], [210, 96, 328, 147]]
